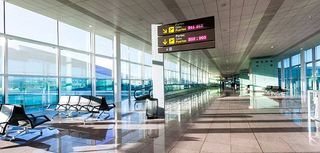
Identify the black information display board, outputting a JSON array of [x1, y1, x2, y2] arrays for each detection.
[[157, 16, 215, 53]]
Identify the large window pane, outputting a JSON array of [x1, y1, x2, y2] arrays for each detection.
[[121, 44, 129, 60], [8, 40, 57, 75], [8, 76, 58, 106], [96, 56, 113, 79], [0, 37, 4, 74], [144, 66, 152, 80], [291, 54, 300, 66], [316, 45, 320, 60], [95, 35, 113, 56], [129, 47, 141, 63], [61, 50, 90, 77], [292, 65, 301, 95], [306, 63, 313, 90], [0, 76, 3, 104], [6, 2, 57, 44], [60, 78, 91, 95], [0, 1, 3, 33], [130, 63, 141, 79], [316, 61, 320, 89], [121, 61, 129, 79], [59, 22, 90, 51], [278, 61, 282, 87], [144, 52, 152, 66], [305, 49, 313, 63]]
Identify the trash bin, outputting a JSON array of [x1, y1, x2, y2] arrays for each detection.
[[146, 98, 158, 119]]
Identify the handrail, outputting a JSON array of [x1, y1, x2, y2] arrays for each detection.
[[133, 86, 153, 100]]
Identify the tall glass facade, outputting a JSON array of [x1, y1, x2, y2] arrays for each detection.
[[305, 49, 313, 90], [0, 1, 212, 106], [278, 46, 320, 94], [291, 54, 301, 94], [283, 58, 290, 90]]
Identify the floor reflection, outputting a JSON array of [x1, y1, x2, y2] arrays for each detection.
[[4, 89, 320, 153], [0, 89, 219, 153]]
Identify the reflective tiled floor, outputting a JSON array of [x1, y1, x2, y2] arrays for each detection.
[[2, 90, 320, 153]]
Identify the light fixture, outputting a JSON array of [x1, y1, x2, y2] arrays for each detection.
[[271, 45, 274, 49], [89, 25, 93, 28], [300, 48, 303, 50]]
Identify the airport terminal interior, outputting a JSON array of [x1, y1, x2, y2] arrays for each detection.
[[2, 0, 320, 153]]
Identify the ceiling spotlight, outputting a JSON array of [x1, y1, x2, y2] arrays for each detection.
[[89, 25, 93, 28], [300, 48, 303, 50], [271, 45, 274, 48]]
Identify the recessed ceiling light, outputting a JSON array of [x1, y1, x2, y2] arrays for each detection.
[[300, 48, 303, 50], [89, 25, 93, 28], [271, 45, 274, 48]]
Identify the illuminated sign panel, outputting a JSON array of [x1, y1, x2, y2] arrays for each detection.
[[158, 29, 214, 47], [158, 41, 215, 53], [158, 16, 214, 36], [157, 16, 215, 53]]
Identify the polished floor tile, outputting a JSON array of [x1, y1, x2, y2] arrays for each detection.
[[3, 90, 320, 153]]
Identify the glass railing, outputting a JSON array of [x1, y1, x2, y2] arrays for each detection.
[[8, 76, 58, 107], [164, 83, 208, 93], [96, 79, 114, 103]]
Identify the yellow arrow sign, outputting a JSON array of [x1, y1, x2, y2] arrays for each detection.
[[163, 39, 168, 45], [169, 26, 175, 33], [169, 38, 175, 45], [163, 28, 168, 34]]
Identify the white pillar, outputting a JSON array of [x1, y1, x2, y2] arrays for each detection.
[[301, 50, 307, 107], [151, 24, 165, 118], [91, 33, 96, 96], [151, 23, 166, 153], [312, 47, 317, 90], [113, 31, 121, 121]]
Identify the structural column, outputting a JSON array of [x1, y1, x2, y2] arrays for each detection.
[[312, 47, 317, 90], [113, 31, 121, 121], [151, 24, 165, 118], [300, 50, 307, 107]]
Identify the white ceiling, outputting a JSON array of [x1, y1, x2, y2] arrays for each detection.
[[7, 0, 320, 76]]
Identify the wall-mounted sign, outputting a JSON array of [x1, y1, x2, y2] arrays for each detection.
[[158, 29, 214, 47], [158, 16, 214, 36], [158, 41, 215, 53], [157, 16, 215, 53]]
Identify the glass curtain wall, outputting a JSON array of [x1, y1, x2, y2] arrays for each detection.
[[305, 49, 313, 90], [315, 45, 320, 89], [291, 54, 301, 95], [164, 54, 209, 93], [283, 58, 290, 91], [0, 2, 118, 106], [277, 61, 282, 87], [120, 43, 152, 101]]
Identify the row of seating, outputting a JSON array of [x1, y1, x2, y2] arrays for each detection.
[[264, 86, 287, 96], [51, 95, 115, 119], [0, 95, 116, 141]]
